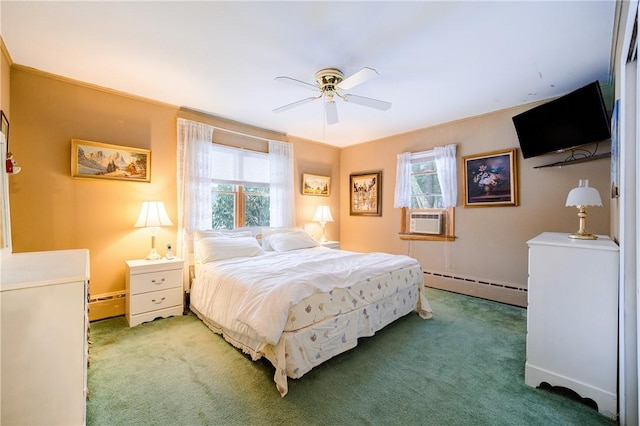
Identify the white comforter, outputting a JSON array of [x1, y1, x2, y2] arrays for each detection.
[[190, 247, 420, 345]]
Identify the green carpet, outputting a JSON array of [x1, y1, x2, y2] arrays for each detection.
[[87, 288, 615, 425]]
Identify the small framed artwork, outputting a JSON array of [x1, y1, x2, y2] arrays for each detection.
[[71, 139, 151, 182], [302, 173, 330, 196], [350, 171, 382, 216], [463, 148, 518, 207]]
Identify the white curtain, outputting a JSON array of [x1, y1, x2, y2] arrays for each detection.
[[268, 140, 295, 227], [394, 152, 412, 208], [434, 144, 457, 207], [177, 118, 214, 288]]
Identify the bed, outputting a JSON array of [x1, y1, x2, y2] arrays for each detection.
[[189, 228, 433, 396]]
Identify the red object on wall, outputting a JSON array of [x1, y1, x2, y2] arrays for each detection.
[[6, 158, 13, 174]]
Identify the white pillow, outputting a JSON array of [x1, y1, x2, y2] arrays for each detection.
[[197, 236, 265, 263], [194, 229, 254, 240], [193, 230, 255, 263], [268, 231, 319, 252], [261, 227, 299, 250]]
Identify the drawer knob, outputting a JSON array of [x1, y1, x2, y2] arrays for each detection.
[[151, 278, 166, 285], [151, 297, 166, 305]]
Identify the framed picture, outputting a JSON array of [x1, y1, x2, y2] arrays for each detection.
[[301, 173, 330, 196], [350, 171, 382, 216], [1, 110, 8, 149], [463, 148, 518, 207], [610, 99, 619, 198], [71, 139, 151, 182]]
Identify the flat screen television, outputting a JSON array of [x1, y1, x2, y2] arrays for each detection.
[[512, 81, 611, 159]]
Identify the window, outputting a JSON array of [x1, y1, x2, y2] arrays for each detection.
[[409, 152, 443, 209], [212, 183, 270, 229], [211, 144, 270, 229], [395, 148, 456, 241]]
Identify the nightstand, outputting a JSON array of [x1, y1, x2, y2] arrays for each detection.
[[320, 241, 340, 249], [125, 257, 184, 327]]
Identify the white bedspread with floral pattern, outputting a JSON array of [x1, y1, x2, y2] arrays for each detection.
[[190, 246, 433, 395]]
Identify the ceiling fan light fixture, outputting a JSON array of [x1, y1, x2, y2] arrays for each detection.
[[273, 66, 391, 124]]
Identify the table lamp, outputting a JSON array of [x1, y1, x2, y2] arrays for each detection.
[[312, 205, 334, 242], [135, 201, 173, 259], [565, 179, 602, 240]]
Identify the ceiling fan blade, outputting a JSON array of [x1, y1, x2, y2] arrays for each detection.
[[325, 100, 338, 125], [343, 94, 392, 111], [273, 96, 319, 113], [275, 76, 319, 91], [337, 67, 379, 91]]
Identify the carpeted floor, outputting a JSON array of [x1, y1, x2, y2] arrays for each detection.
[[86, 287, 615, 425]]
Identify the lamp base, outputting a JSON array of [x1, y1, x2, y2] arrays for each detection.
[[568, 206, 598, 240], [319, 223, 328, 243], [145, 248, 162, 260], [568, 232, 598, 240]]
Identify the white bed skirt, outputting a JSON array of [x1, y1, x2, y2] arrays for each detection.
[[191, 276, 431, 396]]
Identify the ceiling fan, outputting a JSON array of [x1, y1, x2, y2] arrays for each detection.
[[272, 67, 392, 125]]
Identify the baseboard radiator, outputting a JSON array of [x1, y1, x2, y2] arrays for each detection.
[[88, 290, 126, 321], [423, 270, 527, 307]]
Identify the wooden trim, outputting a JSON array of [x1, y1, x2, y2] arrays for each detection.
[[237, 185, 245, 227], [399, 233, 456, 242], [399, 206, 455, 241], [1, 36, 13, 65]]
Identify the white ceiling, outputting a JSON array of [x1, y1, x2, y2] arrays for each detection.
[[1, 1, 616, 148]]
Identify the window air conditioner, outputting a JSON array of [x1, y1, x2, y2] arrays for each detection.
[[409, 212, 442, 234]]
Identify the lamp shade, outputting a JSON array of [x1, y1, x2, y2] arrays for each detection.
[[312, 205, 334, 223], [134, 201, 173, 228], [565, 179, 602, 207]]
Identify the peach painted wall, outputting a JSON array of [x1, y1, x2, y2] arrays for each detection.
[[1, 39, 9, 115], [10, 66, 179, 297], [340, 107, 611, 289], [290, 135, 340, 242], [8, 66, 341, 305]]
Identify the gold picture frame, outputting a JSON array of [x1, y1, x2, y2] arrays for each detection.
[[350, 171, 382, 216], [71, 139, 151, 182], [302, 173, 330, 196], [463, 148, 518, 207]]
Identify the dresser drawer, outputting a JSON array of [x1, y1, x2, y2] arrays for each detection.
[[130, 269, 182, 295], [130, 287, 182, 314]]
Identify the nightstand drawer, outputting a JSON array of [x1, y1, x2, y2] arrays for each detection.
[[130, 287, 182, 314], [130, 269, 182, 295]]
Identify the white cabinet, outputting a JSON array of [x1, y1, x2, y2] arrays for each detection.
[[125, 258, 184, 327], [1, 248, 90, 425], [526, 232, 619, 419]]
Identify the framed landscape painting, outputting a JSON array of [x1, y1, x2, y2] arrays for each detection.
[[463, 148, 518, 207], [350, 171, 382, 216], [302, 173, 330, 196], [71, 139, 151, 182]]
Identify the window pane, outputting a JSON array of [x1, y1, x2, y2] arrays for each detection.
[[411, 159, 436, 173], [212, 192, 235, 229], [244, 185, 270, 195], [213, 183, 234, 192], [244, 185, 270, 227], [411, 169, 443, 209]]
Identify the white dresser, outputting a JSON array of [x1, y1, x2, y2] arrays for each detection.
[[125, 257, 184, 327], [526, 232, 619, 420], [0, 248, 90, 425]]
